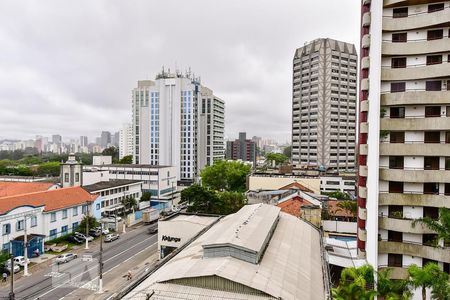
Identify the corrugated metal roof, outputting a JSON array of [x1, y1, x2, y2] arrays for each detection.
[[124, 204, 325, 300]]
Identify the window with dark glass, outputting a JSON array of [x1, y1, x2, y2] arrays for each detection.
[[391, 82, 406, 93], [423, 234, 437, 246], [426, 80, 442, 91], [427, 29, 444, 40], [389, 205, 403, 217], [424, 207, 439, 219], [424, 156, 440, 170], [424, 182, 439, 195], [446, 132, 450, 143], [393, 7, 408, 18], [388, 254, 403, 267], [389, 181, 404, 193], [388, 231, 403, 242], [426, 55, 442, 65], [389, 156, 404, 169], [428, 3, 444, 13], [425, 106, 441, 117], [390, 107, 405, 118], [391, 57, 407, 68], [425, 131, 441, 143], [392, 32, 407, 43], [445, 157, 450, 170], [447, 106, 450, 117], [390, 131, 405, 143], [445, 183, 450, 195]]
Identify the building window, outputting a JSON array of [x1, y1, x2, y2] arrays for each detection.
[[426, 55, 442, 65], [388, 254, 403, 267], [427, 29, 443, 41], [392, 32, 407, 43], [425, 131, 441, 143], [424, 183, 439, 195], [388, 181, 403, 193], [75, 173, 80, 182], [31, 216, 37, 227], [61, 225, 68, 235], [64, 173, 69, 182], [82, 205, 87, 215], [49, 229, 57, 240], [2, 224, 10, 235], [425, 106, 441, 117], [16, 220, 24, 231], [424, 157, 440, 170], [428, 3, 444, 13], [426, 80, 442, 91], [390, 131, 405, 143], [62, 209, 68, 219], [390, 82, 406, 93], [393, 7, 408, 18], [73, 207, 78, 216], [391, 57, 406, 68], [50, 212, 56, 222], [72, 222, 79, 232], [389, 156, 404, 169], [390, 107, 405, 118], [96, 203, 100, 210]]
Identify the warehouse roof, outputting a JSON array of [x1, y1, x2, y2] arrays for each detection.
[[124, 204, 326, 300]]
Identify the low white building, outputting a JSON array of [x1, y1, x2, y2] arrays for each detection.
[[320, 176, 356, 194], [0, 186, 98, 257]]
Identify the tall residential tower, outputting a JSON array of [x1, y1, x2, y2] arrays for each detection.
[[132, 71, 225, 181], [291, 38, 358, 172], [357, 0, 450, 281]]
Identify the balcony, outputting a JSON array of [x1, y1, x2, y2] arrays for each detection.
[[361, 78, 369, 91], [360, 144, 368, 155], [379, 192, 450, 208], [359, 207, 367, 220], [359, 186, 368, 199], [382, 38, 450, 55], [379, 240, 450, 263], [380, 117, 450, 131], [360, 122, 368, 133], [379, 168, 450, 183], [378, 266, 408, 280], [358, 228, 367, 242], [359, 165, 368, 176], [361, 56, 370, 69], [378, 216, 434, 234], [360, 100, 369, 112], [362, 34, 370, 48], [380, 142, 450, 156], [381, 63, 450, 81], [381, 90, 450, 106], [362, 12, 371, 26], [382, 7, 450, 31]]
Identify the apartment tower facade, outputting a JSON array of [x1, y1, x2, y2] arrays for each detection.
[[225, 132, 257, 166], [132, 71, 225, 181], [357, 0, 450, 281], [291, 38, 358, 172]]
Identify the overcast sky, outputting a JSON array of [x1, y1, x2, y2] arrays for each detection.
[[0, 0, 360, 143]]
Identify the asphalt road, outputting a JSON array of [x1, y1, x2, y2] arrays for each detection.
[[0, 225, 158, 300]]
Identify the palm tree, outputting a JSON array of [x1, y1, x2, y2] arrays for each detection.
[[412, 208, 450, 247], [408, 263, 449, 300], [121, 196, 138, 213], [332, 265, 377, 300], [377, 268, 412, 300], [336, 200, 358, 219]]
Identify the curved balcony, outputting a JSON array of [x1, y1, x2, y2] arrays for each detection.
[[381, 90, 450, 106], [358, 228, 367, 242], [379, 240, 450, 263], [379, 168, 450, 183], [383, 7, 450, 31], [382, 38, 450, 55], [378, 216, 434, 234], [379, 192, 450, 208], [359, 186, 368, 199], [360, 122, 368, 133], [362, 12, 371, 27], [380, 117, 450, 131], [362, 34, 371, 48], [360, 144, 368, 155], [380, 142, 450, 156], [378, 266, 408, 280], [360, 100, 369, 112], [361, 56, 370, 69], [359, 165, 368, 177], [381, 63, 450, 81]]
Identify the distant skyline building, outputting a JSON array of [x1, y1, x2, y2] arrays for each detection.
[[226, 132, 256, 166], [80, 136, 88, 147], [291, 38, 357, 172], [119, 123, 133, 159], [52, 134, 62, 145], [100, 131, 111, 148], [132, 70, 225, 181]]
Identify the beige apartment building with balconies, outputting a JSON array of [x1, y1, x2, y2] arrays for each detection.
[[357, 0, 450, 285]]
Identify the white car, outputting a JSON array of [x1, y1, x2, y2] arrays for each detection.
[[3, 262, 20, 274], [104, 233, 120, 242], [8, 256, 29, 267], [75, 232, 94, 242], [55, 253, 78, 264]]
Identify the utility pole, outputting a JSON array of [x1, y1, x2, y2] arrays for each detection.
[[9, 255, 14, 300], [97, 223, 104, 294], [85, 201, 90, 250], [23, 215, 30, 276]]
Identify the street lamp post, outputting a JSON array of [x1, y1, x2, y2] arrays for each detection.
[[23, 215, 30, 276], [85, 201, 90, 250], [97, 222, 104, 294]]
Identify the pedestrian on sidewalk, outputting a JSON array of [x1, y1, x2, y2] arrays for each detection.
[[127, 270, 132, 281], [2, 272, 7, 282]]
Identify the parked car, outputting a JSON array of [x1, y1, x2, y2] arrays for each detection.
[[94, 226, 110, 235], [88, 229, 101, 237], [55, 253, 77, 264], [74, 232, 94, 242], [104, 233, 120, 242], [148, 226, 158, 234], [1, 263, 20, 274], [7, 256, 29, 267], [68, 235, 83, 244]]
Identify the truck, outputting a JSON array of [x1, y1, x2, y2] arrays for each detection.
[[142, 208, 159, 224]]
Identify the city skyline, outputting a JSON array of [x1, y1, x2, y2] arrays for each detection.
[[0, 0, 360, 141]]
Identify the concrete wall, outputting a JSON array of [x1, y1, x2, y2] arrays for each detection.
[[322, 220, 357, 234]]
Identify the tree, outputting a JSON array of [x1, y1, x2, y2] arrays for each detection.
[[265, 153, 289, 166], [119, 155, 133, 164], [121, 196, 138, 213], [322, 191, 351, 200], [35, 161, 60, 176], [408, 263, 449, 300], [200, 160, 251, 193], [180, 184, 221, 214], [101, 147, 119, 163], [140, 192, 152, 202], [377, 268, 412, 300], [77, 215, 99, 233], [336, 200, 358, 218], [217, 191, 247, 215], [412, 208, 450, 246], [332, 265, 377, 300], [283, 146, 292, 159]]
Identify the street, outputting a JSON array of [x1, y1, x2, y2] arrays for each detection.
[[0, 224, 158, 300]]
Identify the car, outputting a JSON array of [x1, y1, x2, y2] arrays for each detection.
[[55, 253, 77, 264], [7, 256, 29, 267], [104, 233, 119, 242], [1, 263, 20, 274], [88, 229, 101, 237], [148, 226, 158, 234], [68, 235, 83, 244], [74, 232, 94, 242], [95, 226, 110, 235]]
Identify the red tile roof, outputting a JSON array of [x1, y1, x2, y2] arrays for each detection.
[[277, 196, 313, 217], [279, 182, 313, 193], [0, 187, 98, 215], [0, 182, 54, 198], [327, 200, 355, 218]]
